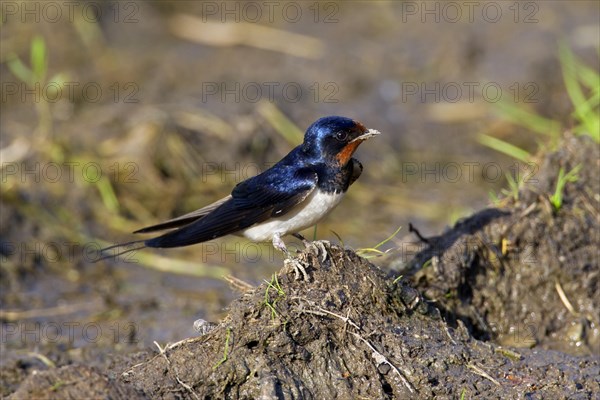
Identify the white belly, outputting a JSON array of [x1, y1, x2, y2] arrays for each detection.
[[241, 189, 344, 242]]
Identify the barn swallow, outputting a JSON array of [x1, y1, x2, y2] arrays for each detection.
[[101, 116, 380, 276]]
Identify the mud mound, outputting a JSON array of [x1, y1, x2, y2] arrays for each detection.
[[10, 244, 600, 398], [407, 135, 599, 355]]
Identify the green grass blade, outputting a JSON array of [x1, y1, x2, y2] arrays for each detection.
[[6, 55, 32, 84], [95, 177, 120, 213], [559, 42, 600, 141], [30, 35, 47, 82], [550, 164, 582, 211], [373, 225, 402, 250], [258, 102, 304, 146], [356, 226, 402, 257], [477, 134, 531, 162], [494, 101, 561, 138]]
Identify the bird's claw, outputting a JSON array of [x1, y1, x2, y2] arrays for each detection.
[[275, 233, 331, 280], [303, 240, 329, 262], [285, 257, 309, 281], [314, 240, 330, 263], [292, 234, 329, 263]]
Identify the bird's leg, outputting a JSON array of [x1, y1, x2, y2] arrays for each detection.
[[292, 233, 311, 248], [292, 232, 328, 263], [273, 232, 308, 281], [272, 232, 291, 254]]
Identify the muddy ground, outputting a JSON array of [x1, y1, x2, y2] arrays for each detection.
[[5, 136, 599, 398], [403, 135, 599, 357], [2, 2, 599, 398]]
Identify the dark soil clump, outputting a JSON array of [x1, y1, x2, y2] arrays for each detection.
[[9, 243, 600, 398], [406, 135, 599, 356]]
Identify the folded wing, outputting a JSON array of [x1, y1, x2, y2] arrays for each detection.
[[133, 196, 232, 234], [144, 167, 317, 248]]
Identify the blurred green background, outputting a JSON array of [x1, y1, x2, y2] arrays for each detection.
[[1, 1, 598, 365]]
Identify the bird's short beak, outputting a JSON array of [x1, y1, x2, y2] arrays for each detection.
[[350, 128, 381, 143]]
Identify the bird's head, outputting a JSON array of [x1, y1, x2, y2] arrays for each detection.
[[302, 116, 380, 165]]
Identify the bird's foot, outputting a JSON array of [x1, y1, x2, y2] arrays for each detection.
[[274, 232, 310, 281], [284, 257, 309, 281], [291, 232, 311, 248], [292, 234, 329, 263], [309, 240, 330, 263]]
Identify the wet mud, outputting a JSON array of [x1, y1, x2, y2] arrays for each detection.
[[6, 136, 600, 399], [405, 135, 599, 357]]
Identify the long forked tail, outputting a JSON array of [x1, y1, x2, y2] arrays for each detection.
[[95, 240, 147, 262]]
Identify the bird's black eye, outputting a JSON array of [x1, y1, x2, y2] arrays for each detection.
[[335, 131, 348, 141]]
